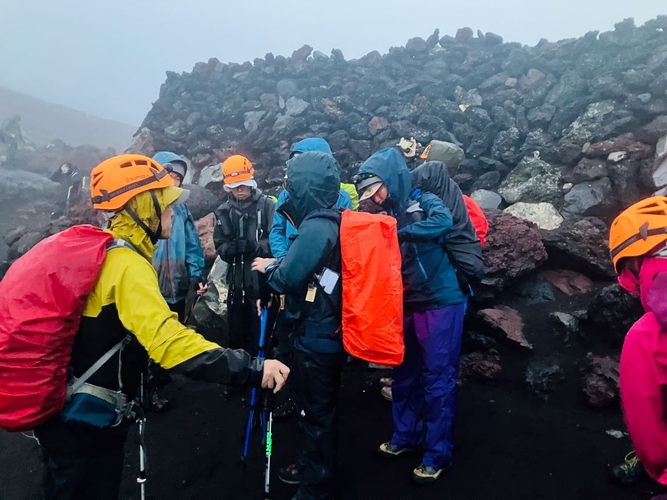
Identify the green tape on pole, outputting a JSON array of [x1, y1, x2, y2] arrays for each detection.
[[266, 431, 272, 457]]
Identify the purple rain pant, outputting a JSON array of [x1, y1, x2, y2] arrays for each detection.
[[391, 303, 465, 469]]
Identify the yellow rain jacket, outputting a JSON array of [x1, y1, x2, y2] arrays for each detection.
[[71, 189, 263, 399], [340, 183, 359, 211]]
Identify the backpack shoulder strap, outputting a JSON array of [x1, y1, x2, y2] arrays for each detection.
[[302, 208, 343, 226], [106, 239, 138, 253], [257, 195, 271, 238], [68, 335, 132, 396]]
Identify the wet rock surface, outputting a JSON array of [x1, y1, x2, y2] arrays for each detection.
[[482, 210, 548, 290], [478, 306, 532, 350], [581, 354, 620, 408]]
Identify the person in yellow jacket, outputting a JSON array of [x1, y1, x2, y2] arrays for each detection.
[[34, 154, 289, 500]]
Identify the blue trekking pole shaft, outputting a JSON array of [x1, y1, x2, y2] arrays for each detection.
[[258, 308, 268, 357], [241, 308, 269, 461]]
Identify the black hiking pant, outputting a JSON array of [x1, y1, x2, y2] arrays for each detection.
[[293, 348, 346, 500], [228, 299, 260, 356], [168, 299, 187, 323], [35, 417, 129, 500]]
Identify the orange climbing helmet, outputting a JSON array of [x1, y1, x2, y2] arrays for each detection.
[[90, 154, 173, 210], [609, 196, 667, 273], [222, 155, 255, 190]]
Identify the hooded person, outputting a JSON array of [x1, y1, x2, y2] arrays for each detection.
[[417, 140, 488, 245], [49, 162, 82, 219], [147, 151, 206, 412], [252, 151, 345, 500], [609, 196, 667, 486], [34, 154, 289, 500], [214, 155, 276, 355], [269, 138, 353, 261], [355, 148, 466, 484], [151, 151, 206, 321], [267, 137, 352, 422], [410, 161, 484, 290]]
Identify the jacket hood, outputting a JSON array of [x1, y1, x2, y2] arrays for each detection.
[[411, 161, 454, 199], [358, 148, 411, 214], [291, 138, 332, 157], [153, 151, 186, 178], [617, 256, 667, 329], [411, 161, 473, 236], [107, 188, 175, 261], [282, 152, 340, 227]]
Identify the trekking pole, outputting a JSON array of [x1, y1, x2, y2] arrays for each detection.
[[183, 294, 202, 326], [241, 308, 268, 463], [262, 389, 275, 499], [224, 257, 236, 400], [137, 374, 147, 500], [65, 185, 73, 217]]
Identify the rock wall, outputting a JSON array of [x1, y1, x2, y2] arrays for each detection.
[[132, 16, 667, 409], [137, 17, 667, 210]]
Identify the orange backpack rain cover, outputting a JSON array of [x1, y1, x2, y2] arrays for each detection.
[[339, 211, 404, 366]]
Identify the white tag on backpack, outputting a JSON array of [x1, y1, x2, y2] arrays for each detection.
[[318, 267, 340, 295]]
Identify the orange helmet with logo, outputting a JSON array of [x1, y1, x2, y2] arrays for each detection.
[[609, 196, 667, 272], [90, 154, 173, 210], [222, 155, 254, 188]]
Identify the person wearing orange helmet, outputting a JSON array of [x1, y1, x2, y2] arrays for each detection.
[[214, 155, 276, 356], [608, 196, 667, 487], [34, 154, 289, 500]]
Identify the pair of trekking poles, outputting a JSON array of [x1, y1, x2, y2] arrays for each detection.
[[241, 307, 275, 499]]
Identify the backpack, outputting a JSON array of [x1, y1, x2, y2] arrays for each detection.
[[303, 209, 405, 366], [0, 225, 133, 432], [216, 194, 273, 245], [463, 195, 488, 247], [406, 192, 485, 288]]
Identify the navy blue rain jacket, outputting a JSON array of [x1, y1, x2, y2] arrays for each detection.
[[357, 148, 465, 311]]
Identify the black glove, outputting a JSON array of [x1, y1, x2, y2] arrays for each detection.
[[220, 240, 242, 261]]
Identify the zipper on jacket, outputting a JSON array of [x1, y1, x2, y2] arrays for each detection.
[[413, 243, 429, 280]]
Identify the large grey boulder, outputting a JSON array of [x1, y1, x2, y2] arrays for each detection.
[[498, 155, 562, 205], [504, 202, 564, 230]]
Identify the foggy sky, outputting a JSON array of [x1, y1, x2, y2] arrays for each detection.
[[1, 0, 664, 125]]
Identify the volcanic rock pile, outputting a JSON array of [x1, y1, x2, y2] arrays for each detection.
[[7, 17, 667, 409]]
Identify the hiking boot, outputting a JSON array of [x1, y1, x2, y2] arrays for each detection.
[[278, 463, 302, 485], [379, 377, 393, 388], [412, 462, 450, 484], [274, 398, 297, 422], [381, 386, 393, 402], [378, 441, 415, 458], [611, 451, 646, 485]]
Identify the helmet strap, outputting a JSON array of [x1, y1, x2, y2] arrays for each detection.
[[124, 191, 163, 244]]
